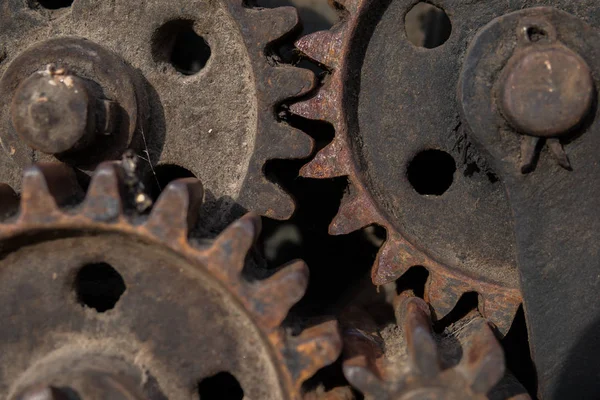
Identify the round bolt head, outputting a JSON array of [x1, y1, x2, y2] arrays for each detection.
[[10, 70, 93, 155], [501, 46, 594, 137]]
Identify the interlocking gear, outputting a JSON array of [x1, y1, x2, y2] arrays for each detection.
[[0, 162, 341, 399], [0, 0, 315, 224], [341, 296, 530, 400], [291, 0, 523, 335]]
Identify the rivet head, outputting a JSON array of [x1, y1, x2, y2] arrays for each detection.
[[500, 46, 594, 137]]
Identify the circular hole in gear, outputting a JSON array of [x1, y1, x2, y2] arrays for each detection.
[[34, 0, 74, 9], [74, 263, 126, 312], [407, 149, 456, 195], [526, 26, 548, 42], [405, 2, 452, 48], [152, 19, 211, 75], [197, 372, 244, 400]]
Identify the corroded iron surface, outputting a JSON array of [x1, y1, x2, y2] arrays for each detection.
[[0, 0, 315, 223], [290, 0, 528, 335], [0, 162, 341, 399], [341, 296, 530, 400], [460, 6, 600, 397]]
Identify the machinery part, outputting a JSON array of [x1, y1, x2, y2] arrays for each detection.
[[341, 297, 531, 400], [11, 65, 117, 155], [0, 0, 315, 222], [0, 162, 341, 399], [290, 0, 524, 334], [460, 6, 600, 398], [1, 40, 136, 166]]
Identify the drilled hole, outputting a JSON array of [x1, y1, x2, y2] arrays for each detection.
[[405, 2, 452, 49], [198, 372, 244, 400], [407, 149, 456, 195], [74, 263, 126, 312], [35, 0, 74, 9], [526, 26, 547, 42], [152, 19, 211, 75]]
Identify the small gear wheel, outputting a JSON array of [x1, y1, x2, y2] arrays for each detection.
[[0, 162, 341, 399], [290, 0, 524, 334], [341, 296, 530, 400], [0, 0, 315, 224]]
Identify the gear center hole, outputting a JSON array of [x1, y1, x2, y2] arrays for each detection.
[[407, 149, 456, 196], [152, 19, 212, 76], [74, 263, 126, 312], [405, 2, 452, 49]]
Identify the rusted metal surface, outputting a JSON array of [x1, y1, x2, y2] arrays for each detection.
[[496, 14, 594, 174], [0, 37, 145, 169], [340, 296, 530, 400], [500, 45, 593, 139], [460, 6, 600, 398], [11, 66, 103, 155], [17, 374, 147, 400], [0, 0, 315, 223], [290, 0, 526, 335], [0, 162, 341, 399]]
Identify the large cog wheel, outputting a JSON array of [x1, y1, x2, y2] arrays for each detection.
[[290, 0, 525, 334], [0, 0, 314, 223], [0, 162, 341, 399]]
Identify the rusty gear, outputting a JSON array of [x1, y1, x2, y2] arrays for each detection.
[[290, 0, 523, 334], [0, 0, 315, 223], [341, 297, 530, 400], [0, 162, 341, 399]]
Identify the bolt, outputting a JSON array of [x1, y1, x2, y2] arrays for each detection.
[[10, 65, 117, 155], [500, 45, 594, 137], [16, 386, 70, 400]]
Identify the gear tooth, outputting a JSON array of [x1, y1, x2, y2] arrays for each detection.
[[145, 178, 204, 244], [238, 178, 295, 220], [425, 272, 466, 321], [457, 317, 505, 394], [334, 0, 361, 14], [290, 82, 337, 121], [262, 123, 313, 160], [287, 320, 342, 390], [82, 162, 126, 222], [208, 213, 261, 275], [400, 297, 440, 378], [330, 187, 379, 235], [251, 260, 309, 329], [371, 231, 423, 286], [300, 137, 351, 179], [0, 184, 19, 219], [343, 358, 387, 399], [267, 66, 315, 103], [295, 29, 344, 68], [252, 6, 300, 45], [480, 292, 521, 337], [19, 163, 79, 221]]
